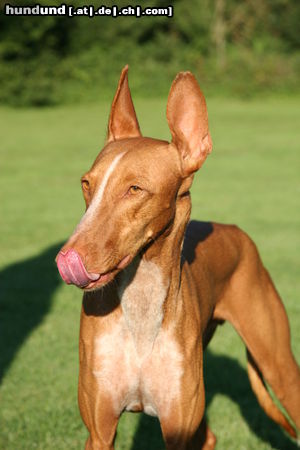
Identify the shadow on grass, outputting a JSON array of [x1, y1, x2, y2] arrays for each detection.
[[204, 350, 298, 449], [0, 242, 297, 449], [131, 349, 297, 450], [0, 242, 63, 383]]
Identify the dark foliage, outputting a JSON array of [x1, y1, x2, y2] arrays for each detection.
[[0, 0, 299, 105]]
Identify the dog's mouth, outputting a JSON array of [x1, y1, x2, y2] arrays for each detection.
[[83, 254, 132, 291], [56, 249, 132, 292], [82, 271, 115, 291]]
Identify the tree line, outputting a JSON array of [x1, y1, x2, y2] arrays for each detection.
[[0, 0, 299, 105]]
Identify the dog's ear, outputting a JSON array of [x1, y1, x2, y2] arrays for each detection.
[[167, 72, 212, 176], [107, 65, 141, 142]]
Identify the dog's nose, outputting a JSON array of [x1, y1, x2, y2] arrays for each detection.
[[56, 248, 100, 287]]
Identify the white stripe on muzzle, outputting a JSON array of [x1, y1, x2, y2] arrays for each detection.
[[76, 151, 126, 232]]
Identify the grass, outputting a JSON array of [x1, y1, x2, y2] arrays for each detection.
[[0, 95, 299, 449]]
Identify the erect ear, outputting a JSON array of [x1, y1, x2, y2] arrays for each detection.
[[107, 65, 141, 143], [166, 71, 212, 176]]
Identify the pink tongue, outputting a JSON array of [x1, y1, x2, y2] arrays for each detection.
[[56, 249, 100, 287]]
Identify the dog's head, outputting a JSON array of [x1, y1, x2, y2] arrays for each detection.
[[56, 66, 212, 291]]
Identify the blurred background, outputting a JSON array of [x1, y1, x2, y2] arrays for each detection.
[[0, 0, 299, 105], [0, 1, 299, 449]]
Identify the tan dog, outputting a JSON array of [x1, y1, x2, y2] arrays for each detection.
[[56, 66, 300, 449]]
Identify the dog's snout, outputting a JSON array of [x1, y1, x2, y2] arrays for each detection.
[[56, 248, 100, 287]]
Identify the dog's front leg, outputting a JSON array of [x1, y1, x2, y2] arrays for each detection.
[[159, 369, 214, 450], [78, 372, 119, 450]]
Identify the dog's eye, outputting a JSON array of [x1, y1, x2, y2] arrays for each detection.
[[81, 179, 90, 192], [129, 185, 141, 195]]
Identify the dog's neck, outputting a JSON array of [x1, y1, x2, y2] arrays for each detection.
[[118, 257, 167, 357], [118, 197, 191, 357]]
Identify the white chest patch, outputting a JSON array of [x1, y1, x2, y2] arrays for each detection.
[[92, 260, 184, 417], [119, 259, 167, 357]]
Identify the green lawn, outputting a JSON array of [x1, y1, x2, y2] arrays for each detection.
[[0, 96, 299, 450]]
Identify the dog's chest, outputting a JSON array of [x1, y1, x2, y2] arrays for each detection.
[[92, 261, 183, 417]]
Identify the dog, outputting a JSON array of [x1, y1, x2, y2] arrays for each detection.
[[56, 66, 300, 449]]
